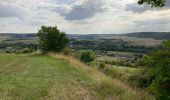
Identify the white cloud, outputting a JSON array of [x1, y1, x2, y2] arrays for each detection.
[[0, 0, 170, 33]]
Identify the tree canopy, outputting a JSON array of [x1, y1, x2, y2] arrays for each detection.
[[138, 0, 166, 7], [37, 26, 69, 52]]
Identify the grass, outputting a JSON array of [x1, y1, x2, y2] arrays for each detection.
[[107, 65, 141, 80], [97, 56, 119, 62], [0, 53, 154, 100]]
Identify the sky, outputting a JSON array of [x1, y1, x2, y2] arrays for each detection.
[[0, 0, 170, 34]]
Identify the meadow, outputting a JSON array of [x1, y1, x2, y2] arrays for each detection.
[[0, 53, 154, 100]]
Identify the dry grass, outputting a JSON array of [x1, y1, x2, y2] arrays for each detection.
[[48, 52, 155, 100]]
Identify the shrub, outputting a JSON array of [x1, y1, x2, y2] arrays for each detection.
[[150, 77, 170, 100], [5, 48, 17, 54], [128, 70, 155, 88], [6, 50, 11, 53], [20, 48, 33, 53], [62, 47, 70, 55], [99, 62, 106, 69], [139, 41, 170, 99], [80, 50, 96, 63]]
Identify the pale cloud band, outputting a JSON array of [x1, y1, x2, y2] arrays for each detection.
[[0, 0, 170, 34]]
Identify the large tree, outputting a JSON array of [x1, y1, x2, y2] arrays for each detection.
[[37, 26, 69, 52]]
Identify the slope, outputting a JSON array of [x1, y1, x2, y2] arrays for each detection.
[[0, 53, 153, 100]]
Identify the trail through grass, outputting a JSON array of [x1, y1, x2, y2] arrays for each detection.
[[0, 54, 154, 100]]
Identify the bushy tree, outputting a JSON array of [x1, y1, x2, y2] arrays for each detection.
[[149, 41, 170, 99], [141, 41, 170, 99], [37, 26, 69, 52], [80, 50, 96, 63]]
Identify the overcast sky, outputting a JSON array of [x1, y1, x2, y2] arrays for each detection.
[[0, 0, 170, 34]]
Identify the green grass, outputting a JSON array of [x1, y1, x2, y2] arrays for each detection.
[[0, 53, 154, 100]]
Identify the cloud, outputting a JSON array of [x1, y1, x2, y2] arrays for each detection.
[[0, 2, 25, 18], [130, 16, 170, 32], [37, 0, 117, 21], [52, 0, 108, 21], [0, 0, 170, 33], [135, 18, 170, 25]]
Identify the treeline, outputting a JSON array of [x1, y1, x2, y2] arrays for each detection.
[[124, 32, 170, 40], [70, 39, 156, 53], [0, 42, 38, 53]]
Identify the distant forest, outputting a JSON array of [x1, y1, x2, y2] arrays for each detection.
[[124, 32, 170, 40]]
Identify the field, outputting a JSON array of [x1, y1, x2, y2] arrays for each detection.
[[0, 33, 162, 46], [0, 32, 166, 100], [0, 53, 154, 100]]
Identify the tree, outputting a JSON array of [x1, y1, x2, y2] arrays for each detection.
[[37, 26, 69, 52], [150, 45, 170, 99], [80, 50, 96, 63], [141, 41, 170, 99], [136, 1, 169, 99], [138, 0, 166, 7]]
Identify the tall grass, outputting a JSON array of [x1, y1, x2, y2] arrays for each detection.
[[48, 52, 155, 100]]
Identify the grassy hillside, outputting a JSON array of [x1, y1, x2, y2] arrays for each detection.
[[0, 53, 154, 100]]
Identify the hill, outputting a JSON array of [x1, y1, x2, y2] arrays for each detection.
[[1, 32, 170, 40], [0, 53, 153, 100], [123, 32, 170, 40]]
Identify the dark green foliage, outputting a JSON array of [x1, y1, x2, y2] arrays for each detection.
[[163, 40, 170, 49], [138, 0, 166, 7], [149, 50, 170, 99], [71, 39, 155, 53], [139, 41, 170, 99], [37, 26, 69, 52], [80, 50, 96, 63], [99, 62, 106, 69], [135, 56, 151, 67], [5, 49, 12, 54], [128, 70, 155, 88], [150, 77, 170, 100]]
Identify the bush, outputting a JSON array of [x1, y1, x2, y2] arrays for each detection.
[[6, 50, 12, 53], [5, 48, 17, 54], [150, 77, 170, 100], [139, 41, 170, 99], [99, 62, 106, 69], [37, 26, 69, 52], [128, 70, 155, 88], [62, 47, 70, 55], [80, 50, 96, 63], [20, 48, 33, 53]]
